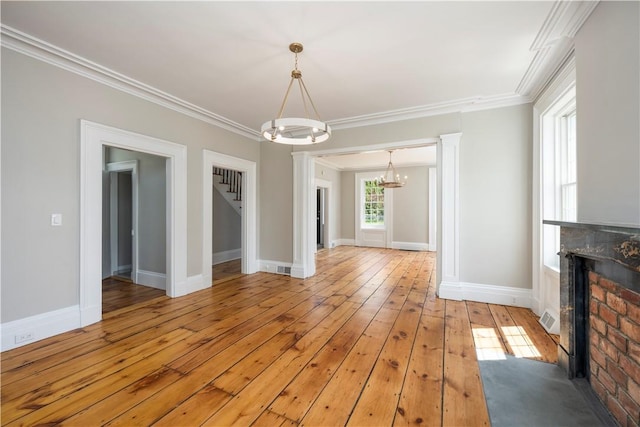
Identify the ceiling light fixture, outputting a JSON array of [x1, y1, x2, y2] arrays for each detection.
[[261, 43, 331, 145], [377, 151, 407, 188]]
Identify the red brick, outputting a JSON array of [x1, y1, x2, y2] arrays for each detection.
[[622, 288, 640, 307], [591, 376, 608, 402], [599, 369, 618, 394], [619, 389, 640, 423], [590, 299, 600, 316], [591, 346, 608, 369], [608, 292, 628, 315], [606, 395, 629, 426], [592, 283, 606, 302], [591, 315, 607, 336], [630, 380, 640, 406], [608, 327, 629, 352], [601, 336, 621, 362], [589, 271, 600, 284], [608, 358, 630, 388], [600, 277, 621, 292], [622, 318, 640, 343], [590, 360, 601, 377], [629, 303, 640, 325], [630, 341, 640, 366], [620, 355, 640, 385], [599, 304, 619, 327]]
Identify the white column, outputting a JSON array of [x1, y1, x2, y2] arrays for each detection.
[[438, 133, 462, 296], [291, 152, 316, 278]]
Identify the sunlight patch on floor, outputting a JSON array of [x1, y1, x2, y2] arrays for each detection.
[[501, 326, 541, 358], [472, 327, 507, 361]]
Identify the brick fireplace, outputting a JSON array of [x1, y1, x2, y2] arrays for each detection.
[[545, 221, 640, 426]]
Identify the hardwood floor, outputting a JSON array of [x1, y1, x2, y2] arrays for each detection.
[[102, 277, 166, 314], [1, 247, 558, 426], [212, 259, 243, 285]]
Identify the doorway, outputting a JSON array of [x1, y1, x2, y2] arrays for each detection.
[[80, 120, 188, 327], [212, 167, 243, 284], [317, 188, 325, 249]]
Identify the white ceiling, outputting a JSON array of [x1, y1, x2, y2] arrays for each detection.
[[1, 1, 564, 168]]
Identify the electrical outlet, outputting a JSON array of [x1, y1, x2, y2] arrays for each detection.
[[15, 332, 34, 344]]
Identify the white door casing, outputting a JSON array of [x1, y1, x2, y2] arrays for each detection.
[[202, 149, 258, 286], [80, 120, 187, 327]]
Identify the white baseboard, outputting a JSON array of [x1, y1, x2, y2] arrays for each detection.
[[259, 259, 293, 275], [1, 305, 81, 351], [428, 242, 437, 251], [137, 270, 166, 290], [438, 281, 532, 308], [336, 239, 355, 246], [391, 241, 429, 251], [212, 248, 241, 265]]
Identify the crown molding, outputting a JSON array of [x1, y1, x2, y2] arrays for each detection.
[[0, 25, 261, 141], [328, 93, 531, 131], [517, 0, 599, 101]]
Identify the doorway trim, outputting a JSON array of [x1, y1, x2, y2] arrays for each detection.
[[292, 134, 459, 293], [80, 120, 187, 327], [106, 161, 139, 283], [202, 149, 258, 286]]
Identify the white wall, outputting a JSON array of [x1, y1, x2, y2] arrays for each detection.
[[574, 1, 640, 226]]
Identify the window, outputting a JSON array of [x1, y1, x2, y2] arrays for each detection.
[[559, 111, 577, 221], [363, 180, 384, 227], [541, 85, 576, 270]]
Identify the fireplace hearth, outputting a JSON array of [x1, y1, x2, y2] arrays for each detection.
[[544, 220, 640, 426]]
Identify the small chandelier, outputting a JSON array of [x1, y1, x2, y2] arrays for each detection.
[[261, 43, 331, 145], [377, 151, 407, 188]]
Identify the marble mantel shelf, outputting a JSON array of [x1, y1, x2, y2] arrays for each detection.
[[543, 220, 640, 236]]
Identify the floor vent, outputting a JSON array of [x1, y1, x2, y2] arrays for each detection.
[[539, 309, 559, 334], [277, 266, 291, 275]]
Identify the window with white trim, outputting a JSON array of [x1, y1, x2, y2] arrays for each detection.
[[542, 86, 577, 270], [362, 179, 385, 228]]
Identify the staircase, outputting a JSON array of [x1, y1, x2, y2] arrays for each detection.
[[213, 167, 242, 215]]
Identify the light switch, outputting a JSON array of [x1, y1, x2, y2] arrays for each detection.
[[51, 213, 62, 226]]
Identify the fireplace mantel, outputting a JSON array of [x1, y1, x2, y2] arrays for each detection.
[[544, 220, 640, 291], [543, 220, 640, 375]]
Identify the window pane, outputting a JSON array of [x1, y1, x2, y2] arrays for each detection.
[[363, 180, 384, 225]]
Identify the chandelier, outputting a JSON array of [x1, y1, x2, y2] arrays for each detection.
[[261, 43, 331, 145], [376, 151, 407, 188]]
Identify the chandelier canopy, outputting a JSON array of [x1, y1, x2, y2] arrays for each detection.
[[261, 43, 331, 145], [376, 151, 407, 188]]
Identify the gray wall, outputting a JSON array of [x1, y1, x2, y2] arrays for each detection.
[[213, 187, 241, 254], [258, 142, 293, 263], [1, 48, 259, 322], [460, 105, 532, 288], [393, 166, 430, 244], [575, 1, 640, 226], [106, 147, 167, 275]]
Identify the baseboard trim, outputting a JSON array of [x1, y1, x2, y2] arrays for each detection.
[[137, 270, 166, 290], [428, 242, 437, 251], [1, 305, 81, 351], [186, 274, 210, 294], [259, 260, 294, 276], [391, 241, 429, 251], [336, 239, 355, 246], [438, 281, 532, 308], [212, 249, 242, 265]]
